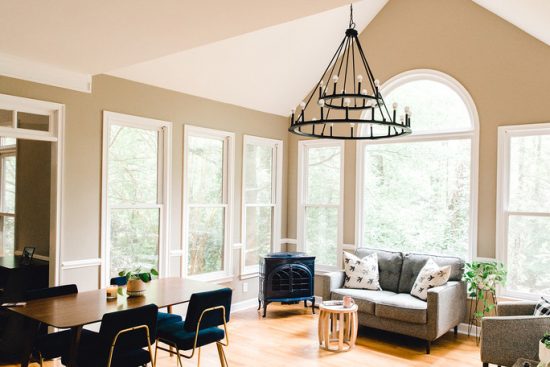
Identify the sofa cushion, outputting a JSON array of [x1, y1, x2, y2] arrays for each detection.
[[355, 248, 403, 293], [343, 251, 380, 290], [375, 293, 428, 324], [331, 288, 396, 315], [398, 253, 464, 294], [410, 258, 451, 300]]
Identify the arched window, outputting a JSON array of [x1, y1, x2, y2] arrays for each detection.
[[356, 70, 479, 259]]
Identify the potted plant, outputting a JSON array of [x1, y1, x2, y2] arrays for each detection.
[[540, 332, 550, 364], [463, 261, 507, 317], [118, 267, 158, 296], [463, 261, 507, 342]]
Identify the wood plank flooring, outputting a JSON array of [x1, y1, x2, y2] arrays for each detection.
[[2, 303, 481, 367]]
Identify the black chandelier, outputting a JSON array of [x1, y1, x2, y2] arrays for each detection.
[[289, 4, 412, 140]]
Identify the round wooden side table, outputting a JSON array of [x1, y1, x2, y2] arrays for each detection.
[[318, 303, 358, 352]]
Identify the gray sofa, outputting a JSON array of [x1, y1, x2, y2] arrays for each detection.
[[481, 301, 550, 367], [318, 248, 466, 353]]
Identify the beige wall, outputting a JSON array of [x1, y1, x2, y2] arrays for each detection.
[[15, 139, 52, 256], [287, 0, 550, 259], [0, 74, 289, 303], [2, 0, 550, 304]]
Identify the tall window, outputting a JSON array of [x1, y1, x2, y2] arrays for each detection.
[[357, 70, 478, 259], [102, 112, 171, 284], [0, 138, 16, 256], [242, 136, 282, 275], [298, 140, 343, 269], [184, 126, 234, 280], [497, 123, 550, 298]]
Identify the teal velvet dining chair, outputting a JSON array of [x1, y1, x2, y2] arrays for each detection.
[[25, 284, 96, 367], [62, 303, 158, 367], [154, 288, 232, 367]]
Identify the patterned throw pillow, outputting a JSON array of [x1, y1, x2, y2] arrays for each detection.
[[410, 258, 451, 301], [534, 296, 550, 316], [343, 251, 380, 290]]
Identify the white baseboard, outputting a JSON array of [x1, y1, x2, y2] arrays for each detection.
[[231, 298, 258, 313], [457, 322, 481, 337]]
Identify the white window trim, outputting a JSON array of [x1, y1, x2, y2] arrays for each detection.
[[0, 94, 60, 141], [496, 122, 550, 300], [355, 69, 480, 261], [0, 148, 15, 256], [182, 125, 234, 282], [297, 139, 344, 272], [101, 111, 172, 288], [240, 135, 283, 277]]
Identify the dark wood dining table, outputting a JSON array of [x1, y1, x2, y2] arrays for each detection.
[[8, 277, 223, 367]]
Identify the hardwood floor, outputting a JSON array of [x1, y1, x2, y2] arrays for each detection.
[[3, 303, 481, 367]]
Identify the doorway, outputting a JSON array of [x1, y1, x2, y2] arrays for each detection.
[[0, 94, 64, 286]]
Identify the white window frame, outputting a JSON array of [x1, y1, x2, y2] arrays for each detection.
[[297, 139, 344, 272], [0, 145, 16, 256], [241, 135, 283, 277], [355, 69, 480, 261], [101, 111, 172, 288], [496, 122, 550, 300], [182, 125, 234, 282]]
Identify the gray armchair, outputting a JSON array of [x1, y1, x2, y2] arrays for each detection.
[[481, 301, 550, 367]]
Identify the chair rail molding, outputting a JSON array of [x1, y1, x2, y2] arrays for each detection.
[[14, 250, 49, 262], [280, 238, 297, 245], [61, 258, 102, 270]]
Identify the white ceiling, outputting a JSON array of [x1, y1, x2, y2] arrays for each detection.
[[1, 0, 549, 116], [108, 0, 389, 116], [0, 0, 353, 74], [472, 0, 550, 47]]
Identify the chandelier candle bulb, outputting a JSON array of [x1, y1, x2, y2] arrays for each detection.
[[374, 79, 380, 88]]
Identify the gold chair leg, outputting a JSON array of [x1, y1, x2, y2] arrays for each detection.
[[176, 349, 183, 367], [216, 342, 228, 367], [197, 347, 201, 367], [154, 340, 159, 366]]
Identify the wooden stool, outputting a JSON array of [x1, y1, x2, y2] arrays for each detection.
[[318, 304, 358, 352]]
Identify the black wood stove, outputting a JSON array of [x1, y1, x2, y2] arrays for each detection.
[[258, 252, 315, 317]]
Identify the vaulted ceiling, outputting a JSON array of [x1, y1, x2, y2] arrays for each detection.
[[0, 0, 549, 116]]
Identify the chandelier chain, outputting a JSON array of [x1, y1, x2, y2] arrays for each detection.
[[349, 4, 356, 29]]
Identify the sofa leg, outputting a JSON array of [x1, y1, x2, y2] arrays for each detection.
[[482, 363, 488, 367], [454, 325, 458, 336], [425, 341, 431, 354]]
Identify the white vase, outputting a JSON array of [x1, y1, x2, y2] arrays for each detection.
[[539, 341, 550, 363]]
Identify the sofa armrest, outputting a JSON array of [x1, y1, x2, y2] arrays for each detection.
[[427, 281, 467, 340], [480, 315, 550, 366], [497, 301, 538, 316], [316, 271, 345, 301]]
